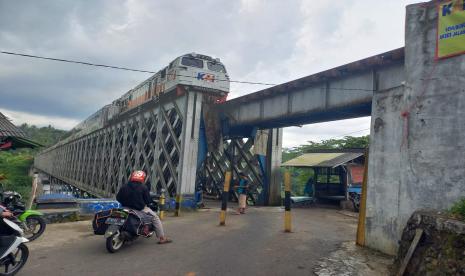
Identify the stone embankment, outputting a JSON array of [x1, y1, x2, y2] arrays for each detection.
[[394, 210, 465, 275]]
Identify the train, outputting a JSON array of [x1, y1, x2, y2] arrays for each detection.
[[68, 53, 229, 140]]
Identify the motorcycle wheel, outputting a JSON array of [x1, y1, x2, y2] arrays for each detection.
[[23, 216, 46, 241], [106, 233, 124, 253], [0, 243, 29, 276]]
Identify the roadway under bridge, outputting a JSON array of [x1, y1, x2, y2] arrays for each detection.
[[34, 2, 465, 257], [34, 48, 406, 206]]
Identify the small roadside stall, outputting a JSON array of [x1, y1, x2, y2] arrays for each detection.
[[281, 149, 365, 210], [0, 112, 42, 150]]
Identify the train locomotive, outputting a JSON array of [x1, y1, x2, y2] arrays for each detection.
[[70, 53, 229, 139]]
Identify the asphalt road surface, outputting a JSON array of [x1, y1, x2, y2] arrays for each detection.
[[21, 207, 361, 276]]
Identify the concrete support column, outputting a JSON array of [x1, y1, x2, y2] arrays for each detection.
[[266, 128, 283, 206], [365, 2, 465, 255], [177, 91, 203, 196]]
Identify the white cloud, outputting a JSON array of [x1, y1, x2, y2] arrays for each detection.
[[0, 108, 79, 130], [0, 0, 421, 144]]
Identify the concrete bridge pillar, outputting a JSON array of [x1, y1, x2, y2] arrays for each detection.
[[177, 90, 203, 198], [366, 1, 465, 255], [266, 128, 283, 206]]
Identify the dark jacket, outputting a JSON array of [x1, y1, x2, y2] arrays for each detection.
[[116, 181, 151, 211]]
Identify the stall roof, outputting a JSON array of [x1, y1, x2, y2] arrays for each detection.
[[0, 112, 42, 149], [0, 112, 27, 138], [282, 152, 364, 168]]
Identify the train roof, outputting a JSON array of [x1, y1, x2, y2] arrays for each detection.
[[179, 53, 223, 63]]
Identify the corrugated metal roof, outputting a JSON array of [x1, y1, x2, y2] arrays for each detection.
[[0, 112, 26, 138], [282, 152, 364, 168]]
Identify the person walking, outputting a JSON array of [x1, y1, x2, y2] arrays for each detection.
[[235, 173, 249, 214]]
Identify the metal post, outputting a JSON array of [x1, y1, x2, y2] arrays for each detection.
[[174, 195, 182, 217], [219, 171, 231, 226], [356, 150, 369, 246], [159, 193, 166, 220], [284, 171, 292, 233]]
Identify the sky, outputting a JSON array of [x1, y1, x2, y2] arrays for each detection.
[[0, 0, 420, 148]]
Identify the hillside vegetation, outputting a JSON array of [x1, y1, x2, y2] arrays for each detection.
[[0, 124, 68, 199], [0, 151, 34, 201], [19, 123, 68, 149]]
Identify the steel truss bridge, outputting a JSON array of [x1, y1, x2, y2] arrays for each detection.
[[35, 48, 405, 205]]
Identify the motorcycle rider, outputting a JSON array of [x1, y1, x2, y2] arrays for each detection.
[[0, 207, 14, 235], [0, 209, 12, 218], [116, 170, 172, 244]]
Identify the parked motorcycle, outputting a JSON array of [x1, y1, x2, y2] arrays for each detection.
[[0, 187, 46, 241], [0, 218, 29, 275], [93, 194, 159, 253]]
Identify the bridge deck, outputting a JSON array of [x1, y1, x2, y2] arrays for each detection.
[[221, 48, 405, 130]]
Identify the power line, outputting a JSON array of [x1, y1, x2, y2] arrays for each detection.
[[285, 128, 370, 150], [1, 50, 378, 92], [1, 50, 156, 74], [0, 50, 275, 86], [331, 128, 370, 138]]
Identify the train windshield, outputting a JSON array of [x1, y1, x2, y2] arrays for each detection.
[[207, 62, 226, 73], [181, 57, 203, 68]]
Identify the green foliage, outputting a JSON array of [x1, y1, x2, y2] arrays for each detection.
[[282, 135, 369, 196], [0, 151, 33, 202], [449, 198, 465, 220], [0, 124, 68, 200], [19, 123, 68, 148], [283, 135, 369, 159]]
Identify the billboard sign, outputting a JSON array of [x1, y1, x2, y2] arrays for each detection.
[[436, 0, 465, 59]]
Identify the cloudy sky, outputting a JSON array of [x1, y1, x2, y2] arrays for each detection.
[[0, 0, 419, 148]]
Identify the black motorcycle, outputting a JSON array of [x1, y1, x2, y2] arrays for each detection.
[[92, 195, 159, 253]]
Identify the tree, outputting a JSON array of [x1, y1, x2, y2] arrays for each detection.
[[282, 135, 369, 196]]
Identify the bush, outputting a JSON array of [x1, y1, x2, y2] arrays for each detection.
[[449, 198, 465, 220], [0, 151, 33, 202]]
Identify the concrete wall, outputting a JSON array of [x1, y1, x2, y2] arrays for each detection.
[[267, 128, 283, 206], [366, 2, 465, 255]]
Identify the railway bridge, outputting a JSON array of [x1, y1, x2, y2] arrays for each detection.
[[33, 2, 465, 257], [34, 48, 405, 206]]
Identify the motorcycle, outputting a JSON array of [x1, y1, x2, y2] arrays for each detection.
[[93, 194, 159, 253], [0, 218, 29, 275], [0, 185, 46, 241]]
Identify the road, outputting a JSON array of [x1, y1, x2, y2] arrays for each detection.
[[20, 207, 389, 275]]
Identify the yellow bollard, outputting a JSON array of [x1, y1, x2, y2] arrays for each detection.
[[284, 171, 292, 232], [159, 193, 165, 220], [219, 171, 232, 226], [356, 150, 369, 246], [174, 194, 182, 217]]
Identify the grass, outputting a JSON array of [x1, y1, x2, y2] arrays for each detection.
[[0, 151, 33, 203], [449, 198, 465, 220]]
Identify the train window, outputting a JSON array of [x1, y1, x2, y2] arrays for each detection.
[[207, 62, 226, 72], [181, 57, 203, 68], [161, 68, 166, 79]]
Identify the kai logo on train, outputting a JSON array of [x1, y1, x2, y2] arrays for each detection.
[[197, 72, 215, 82], [437, 0, 465, 59]]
